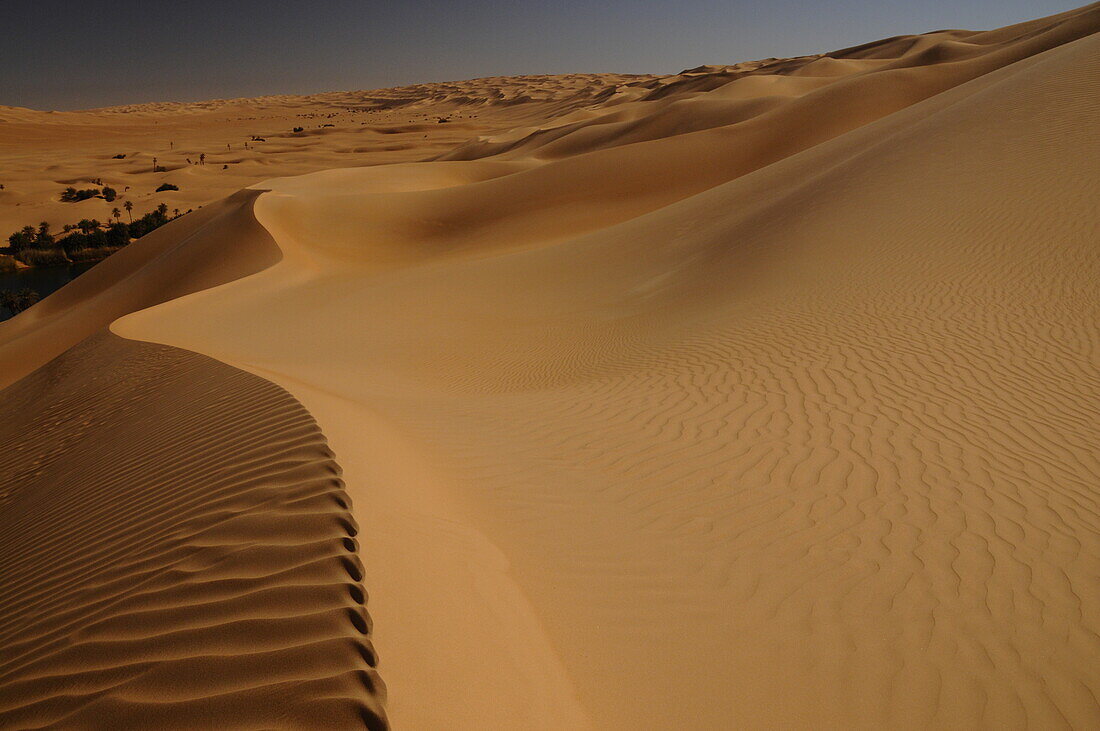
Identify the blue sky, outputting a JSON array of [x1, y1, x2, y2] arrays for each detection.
[[0, 0, 1082, 110]]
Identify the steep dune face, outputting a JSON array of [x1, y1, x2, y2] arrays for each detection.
[[3, 3, 1100, 729], [0, 189, 280, 387], [0, 334, 385, 729]]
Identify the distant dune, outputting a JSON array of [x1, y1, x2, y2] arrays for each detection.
[[0, 74, 649, 235], [2, 2, 1099, 728]]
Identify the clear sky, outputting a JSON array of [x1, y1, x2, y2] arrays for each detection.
[[0, 0, 1083, 110]]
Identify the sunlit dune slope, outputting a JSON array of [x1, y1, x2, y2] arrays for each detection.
[[441, 2, 1099, 162], [2, 2, 1100, 729]]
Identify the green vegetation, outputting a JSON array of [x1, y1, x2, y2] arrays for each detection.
[[155, 183, 179, 192], [17, 248, 71, 266], [4, 204, 184, 267], [59, 187, 101, 202], [59, 185, 118, 203]]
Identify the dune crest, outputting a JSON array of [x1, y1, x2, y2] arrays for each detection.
[[0, 334, 385, 728], [3, 3, 1100, 728]]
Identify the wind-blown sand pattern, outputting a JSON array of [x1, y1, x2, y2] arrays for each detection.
[[2, 2, 1100, 729], [0, 334, 385, 729]]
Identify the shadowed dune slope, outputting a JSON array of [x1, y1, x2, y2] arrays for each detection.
[[0, 189, 280, 388], [0, 334, 385, 729]]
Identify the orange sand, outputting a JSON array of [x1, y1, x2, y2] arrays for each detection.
[[3, 3, 1100, 728]]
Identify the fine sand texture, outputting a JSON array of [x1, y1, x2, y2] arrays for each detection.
[[0, 333, 385, 729], [3, 2, 1100, 729]]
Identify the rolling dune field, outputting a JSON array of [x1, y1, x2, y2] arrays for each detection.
[[2, 3, 1099, 728]]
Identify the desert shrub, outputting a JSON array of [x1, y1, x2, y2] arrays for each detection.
[[15, 248, 69, 266], [155, 183, 179, 192], [66, 246, 119, 262], [292, 127, 304, 133], [104, 222, 130, 246], [102, 186, 117, 201], [59, 231, 90, 254], [58, 220, 122, 252], [127, 207, 170, 238], [59, 187, 99, 202], [62, 230, 109, 250], [112, 153, 126, 159]]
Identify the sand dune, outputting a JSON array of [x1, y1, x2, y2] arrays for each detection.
[[2, 2, 1100, 728], [0, 74, 648, 236], [0, 334, 385, 728]]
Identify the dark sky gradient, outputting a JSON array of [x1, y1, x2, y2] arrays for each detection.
[[1, 0, 1081, 110]]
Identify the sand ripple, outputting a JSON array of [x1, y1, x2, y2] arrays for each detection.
[[0, 334, 386, 729]]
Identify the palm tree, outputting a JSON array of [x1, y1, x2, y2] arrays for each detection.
[[36, 222, 53, 248], [152, 156, 157, 172], [112, 207, 121, 222], [124, 200, 133, 223], [173, 208, 180, 218]]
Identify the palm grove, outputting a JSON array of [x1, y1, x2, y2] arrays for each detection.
[[6, 202, 182, 267]]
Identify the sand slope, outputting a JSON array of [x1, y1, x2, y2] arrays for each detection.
[[0, 334, 385, 729], [0, 189, 281, 387], [3, 3, 1100, 728], [0, 74, 648, 235]]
